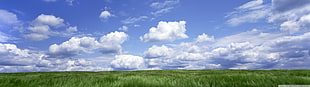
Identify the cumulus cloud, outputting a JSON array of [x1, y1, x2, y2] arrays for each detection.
[[150, 0, 179, 16], [143, 42, 209, 69], [33, 14, 65, 27], [121, 16, 148, 24], [195, 33, 214, 42], [209, 31, 310, 69], [24, 14, 77, 41], [48, 37, 99, 58], [47, 31, 128, 58], [99, 11, 113, 19], [144, 45, 174, 58], [0, 43, 110, 72], [140, 21, 188, 42], [140, 27, 310, 70], [111, 55, 146, 70], [277, 13, 310, 34], [0, 43, 40, 66], [99, 31, 128, 54]]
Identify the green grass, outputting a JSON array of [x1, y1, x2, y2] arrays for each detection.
[[0, 69, 310, 87]]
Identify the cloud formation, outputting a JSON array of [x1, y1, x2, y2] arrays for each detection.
[[48, 37, 99, 58], [99, 31, 128, 54], [140, 21, 188, 42], [269, 0, 310, 34], [227, 0, 310, 34], [150, 0, 179, 16], [43, 0, 75, 6], [121, 16, 148, 24], [0, 43, 105, 72], [47, 31, 128, 58], [226, 0, 270, 26], [0, 9, 19, 26], [195, 33, 214, 42], [111, 55, 146, 70], [24, 14, 77, 41], [144, 45, 174, 58], [142, 30, 310, 70], [99, 11, 113, 19]]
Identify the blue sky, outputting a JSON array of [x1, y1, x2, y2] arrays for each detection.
[[0, 0, 310, 72]]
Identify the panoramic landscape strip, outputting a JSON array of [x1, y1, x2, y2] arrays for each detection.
[[0, 70, 310, 87]]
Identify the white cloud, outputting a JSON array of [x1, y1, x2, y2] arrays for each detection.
[[111, 55, 146, 70], [0, 9, 19, 26], [48, 37, 99, 58], [226, 0, 270, 26], [150, 0, 179, 16], [99, 11, 113, 19], [150, 0, 179, 9], [47, 31, 128, 58], [140, 21, 188, 42], [228, 0, 310, 33], [227, 9, 270, 26], [140, 27, 310, 70], [0, 43, 42, 66], [195, 33, 214, 42], [214, 29, 283, 47], [276, 13, 310, 34], [237, 0, 264, 10], [118, 26, 128, 31], [43, 0, 57, 2], [43, 0, 75, 5], [144, 45, 174, 58], [99, 31, 128, 54], [66, 26, 78, 32], [33, 14, 65, 28], [24, 14, 78, 41], [151, 7, 174, 16], [0, 43, 108, 72], [121, 16, 148, 24], [280, 21, 300, 34], [28, 25, 50, 34]]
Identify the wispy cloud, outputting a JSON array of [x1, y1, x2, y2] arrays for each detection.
[[150, 0, 179, 16], [226, 0, 270, 26], [121, 16, 148, 24]]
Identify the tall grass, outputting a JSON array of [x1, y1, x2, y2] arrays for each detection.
[[0, 69, 309, 87]]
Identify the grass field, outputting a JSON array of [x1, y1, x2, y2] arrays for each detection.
[[0, 69, 310, 87]]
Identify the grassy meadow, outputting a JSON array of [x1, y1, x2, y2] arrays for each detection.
[[0, 69, 309, 87]]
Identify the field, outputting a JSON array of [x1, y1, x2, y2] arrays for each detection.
[[0, 69, 310, 87]]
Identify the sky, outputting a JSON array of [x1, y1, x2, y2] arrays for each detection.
[[0, 0, 310, 72]]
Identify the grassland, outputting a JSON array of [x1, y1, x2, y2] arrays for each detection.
[[0, 69, 309, 87]]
